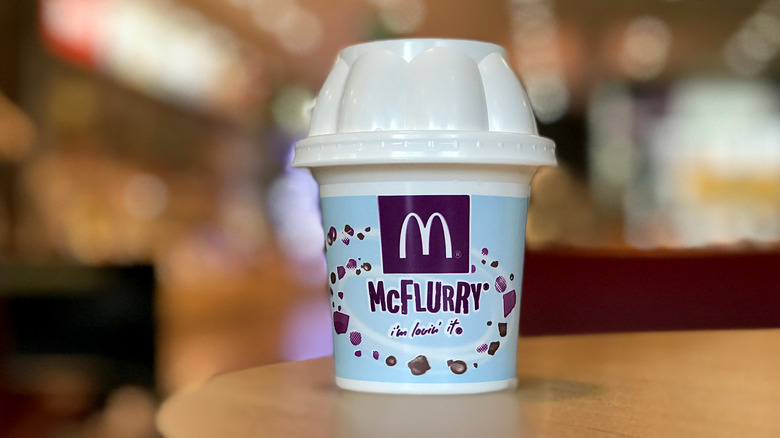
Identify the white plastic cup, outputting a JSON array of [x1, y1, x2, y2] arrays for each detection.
[[294, 39, 555, 394]]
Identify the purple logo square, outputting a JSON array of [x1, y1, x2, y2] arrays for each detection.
[[378, 195, 470, 274]]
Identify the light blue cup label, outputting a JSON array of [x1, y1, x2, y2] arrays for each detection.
[[322, 194, 528, 384]]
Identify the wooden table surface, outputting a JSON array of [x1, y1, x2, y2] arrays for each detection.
[[157, 330, 780, 437]]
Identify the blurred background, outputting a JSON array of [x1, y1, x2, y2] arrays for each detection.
[[0, 0, 779, 436]]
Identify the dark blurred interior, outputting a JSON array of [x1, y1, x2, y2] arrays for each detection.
[[1, 0, 779, 436]]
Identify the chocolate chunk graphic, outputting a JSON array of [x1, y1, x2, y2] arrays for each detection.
[[337, 266, 346, 279], [488, 341, 500, 355], [333, 311, 349, 334], [481, 248, 489, 255], [346, 259, 357, 269], [355, 350, 362, 357], [344, 224, 354, 236], [487, 321, 492, 326], [473, 363, 478, 368], [477, 344, 488, 353], [361, 262, 371, 272], [357, 233, 364, 240], [447, 360, 467, 375], [327, 227, 336, 245], [503, 290, 516, 317], [350, 331, 362, 346], [373, 350, 379, 360], [498, 322, 507, 337], [386, 356, 397, 366], [495, 276, 507, 293], [510, 273, 515, 281], [330, 272, 336, 284], [490, 261, 499, 268], [407, 355, 431, 376], [364, 227, 371, 232], [338, 291, 344, 299]]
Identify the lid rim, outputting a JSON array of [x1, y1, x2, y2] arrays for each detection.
[[293, 131, 557, 168]]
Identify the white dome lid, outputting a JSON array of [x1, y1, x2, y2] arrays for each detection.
[[294, 39, 556, 168]]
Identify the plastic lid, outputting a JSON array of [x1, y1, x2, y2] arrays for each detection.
[[294, 39, 556, 168]]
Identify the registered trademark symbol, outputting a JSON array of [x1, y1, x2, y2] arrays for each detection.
[[454, 250, 462, 258]]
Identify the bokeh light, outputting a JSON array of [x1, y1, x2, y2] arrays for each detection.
[[620, 16, 672, 80], [373, 0, 427, 35], [279, 298, 333, 361], [266, 167, 325, 274], [274, 6, 323, 54], [123, 173, 169, 221], [250, 0, 295, 33], [508, 0, 569, 123], [271, 86, 315, 136], [522, 71, 570, 124], [723, 0, 780, 77]]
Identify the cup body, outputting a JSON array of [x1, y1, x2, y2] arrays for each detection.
[[314, 164, 535, 394], [294, 38, 555, 394]]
